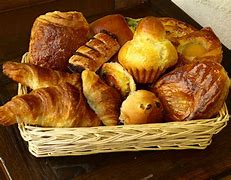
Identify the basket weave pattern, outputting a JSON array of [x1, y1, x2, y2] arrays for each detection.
[[17, 53, 230, 157]]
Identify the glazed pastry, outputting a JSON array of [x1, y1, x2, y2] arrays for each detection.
[[82, 70, 121, 126], [118, 16, 178, 83], [159, 17, 197, 46], [90, 14, 133, 46], [69, 31, 120, 72], [153, 61, 230, 122], [177, 27, 223, 65], [0, 83, 101, 127], [3, 61, 82, 90], [120, 90, 163, 124], [100, 62, 136, 98], [28, 11, 90, 71]]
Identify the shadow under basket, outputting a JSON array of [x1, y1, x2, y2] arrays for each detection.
[[18, 53, 230, 157]]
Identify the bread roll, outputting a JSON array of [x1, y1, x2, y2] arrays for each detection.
[[120, 90, 163, 124]]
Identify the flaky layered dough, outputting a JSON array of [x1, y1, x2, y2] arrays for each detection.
[[28, 11, 90, 71], [3, 61, 81, 90], [118, 16, 178, 83], [154, 61, 230, 122], [177, 27, 223, 65], [0, 83, 101, 127], [159, 17, 197, 46], [69, 32, 120, 72], [82, 70, 121, 126]]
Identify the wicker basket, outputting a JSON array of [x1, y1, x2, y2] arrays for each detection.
[[17, 53, 230, 157]]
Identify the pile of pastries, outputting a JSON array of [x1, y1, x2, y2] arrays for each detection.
[[0, 11, 229, 127]]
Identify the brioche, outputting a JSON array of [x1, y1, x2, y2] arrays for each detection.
[[118, 16, 178, 83], [120, 90, 163, 124]]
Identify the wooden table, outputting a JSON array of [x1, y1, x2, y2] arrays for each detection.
[[0, 1, 230, 179]]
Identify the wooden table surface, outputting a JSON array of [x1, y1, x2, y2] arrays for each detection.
[[0, 0, 230, 179]]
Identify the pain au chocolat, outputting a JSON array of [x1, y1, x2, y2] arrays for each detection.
[[28, 11, 90, 71], [153, 61, 230, 122]]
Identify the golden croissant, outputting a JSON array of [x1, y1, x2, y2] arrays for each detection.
[[0, 83, 101, 127], [81, 70, 121, 126], [3, 61, 82, 90]]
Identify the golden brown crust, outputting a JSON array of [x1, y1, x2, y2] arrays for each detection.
[[3, 61, 82, 90], [90, 14, 133, 46], [69, 32, 120, 72], [120, 90, 163, 124], [153, 61, 230, 122], [118, 16, 178, 83], [159, 17, 197, 46], [0, 83, 101, 127], [28, 11, 90, 71], [82, 70, 121, 126], [177, 27, 223, 65]]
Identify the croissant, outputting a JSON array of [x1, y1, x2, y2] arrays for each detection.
[[28, 11, 90, 71], [0, 83, 101, 127], [153, 61, 230, 122], [3, 61, 82, 90], [68, 31, 120, 72], [81, 70, 121, 126]]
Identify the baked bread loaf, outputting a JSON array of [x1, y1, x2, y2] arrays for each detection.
[[90, 14, 133, 46], [120, 90, 163, 124], [28, 11, 90, 71], [69, 31, 120, 72], [118, 16, 178, 83], [159, 17, 197, 46], [153, 61, 230, 122], [3, 61, 82, 90], [0, 83, 101, 127], [82, 70, 121, 126], [100, 62, 136, 98], [177, 27, 223, 65]]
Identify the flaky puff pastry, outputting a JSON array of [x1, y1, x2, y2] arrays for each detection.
[[69, 31, 120, 72], [177, 27, 223, 65], [100, 62, 136, 99], [82, 70, 121, 126], [159, 17, 197, 46], [0, 83, 101, 127], [118, 16, 178, 84], [153, 61, 230, 122], [120, 90, 163, 125], [3, 61, 81, 90], [28, 11, 90, 71]]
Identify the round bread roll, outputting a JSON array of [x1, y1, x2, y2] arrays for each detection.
[[119, 90, 163, 124]]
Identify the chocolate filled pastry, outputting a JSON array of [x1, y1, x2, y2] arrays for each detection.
[[159, 17, 197, 46], [177, 27, 223, 65], [90, 14, 133, 46], [0, 83, 101, 127], [28, 11, 90, 71], [153, 61, 230, 122], [100, 62, 136, 98], [3, 61, 82, 90], [69, 31, 120, 72], [118, 16, 178, 84], [120, 90, 163, 124], [82, 70, 121, 126]]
